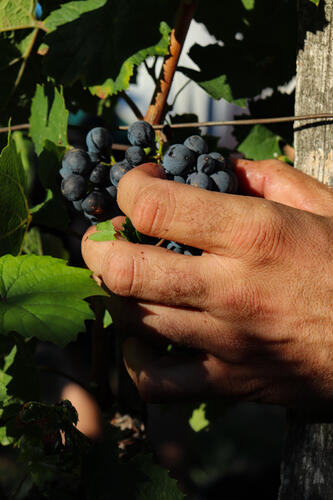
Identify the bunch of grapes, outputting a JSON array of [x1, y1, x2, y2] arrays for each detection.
[[60, 121, 238, 254]]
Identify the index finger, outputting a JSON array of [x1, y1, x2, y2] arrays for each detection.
[[117, 163, 284, 255]]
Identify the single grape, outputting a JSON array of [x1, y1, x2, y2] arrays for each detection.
[[110, 160, 132, 187], [59, 166, 71, 179], [173, 175, 186, 183], [86, 127, 112, 160], [125, 146, 146, 166], [72, 199, 83, 212], [163, 144, 196, 175], [197, 154, 217, 175], [81, 190, 110, 218], [211, 170, 232, 193], [106, 185, 117, 200], [186, 172, 214, 190], [88, 151, 101, 163], [62, 149, 93, 177], [167, 241, 184, 253], [184, 135, 208, 155], [209, 152, 224, 161], [89, 163, 110, 186], [209, 151, 227, 170], [61, 174, 87, 201], [128, 121, 155, 148]]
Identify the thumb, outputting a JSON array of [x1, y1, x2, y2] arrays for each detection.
[[233, 158, 333, 216]]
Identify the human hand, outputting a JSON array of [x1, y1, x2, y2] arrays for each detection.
[[82, 160, 333, 408]]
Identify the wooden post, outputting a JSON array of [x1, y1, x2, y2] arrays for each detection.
[[279, 1, 333, 498]]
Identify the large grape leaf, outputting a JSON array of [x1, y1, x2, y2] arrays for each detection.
[[0, 254, 108, 346], [237, 125, 282, 160], [0, 132, 30, 257], [42, 0, 175, 94], [89, 21, 171, 98], [30, 84, 68, 155], [0, 0, 41, 31]]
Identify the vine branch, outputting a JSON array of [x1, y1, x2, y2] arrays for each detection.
[[144, 0, 198, 125]]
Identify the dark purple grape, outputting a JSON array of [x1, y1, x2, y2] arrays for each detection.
[[110, 160, 132, 187], [163, 144, 196, 175], [61, 174, 87, 201], [167, 241, 183, 253], [81, 190, 110, 218], [125, 146, 146, 166], [106, 185, 117, 200], [209, 152, 224, 161], [197, 154, 217, 175], [62, 149, 93, 177], [184, 135, 208, 155], [209, 152, 227, 170], [72, 199, 83, 212], [128, 121, 155, 148], [186, 172, 214, 190], [59, 166, 71, 179], [86, 127, 112, 160], [173, 175, 186, 183], [89, 163, 110, 186], [211, 170, 233, 193], [88, 151, 101, 163]]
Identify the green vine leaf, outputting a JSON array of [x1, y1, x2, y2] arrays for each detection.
[[89, 221, 117, 242], [189, 403, 209, 432], [0, 0, 42, 32], [241, 0, 255, 10], [308, 0, 320, 4], [121, 217, 157, 244], [89, 21, 171, 98], [120, 218, 141, 243], [0, 131, 30, 258], [237, 124, 282, 160], [0, 255, 108, 347], [41, 0, 172, 95], [29, 84, 68, 156], [43, 0, 107, 31]]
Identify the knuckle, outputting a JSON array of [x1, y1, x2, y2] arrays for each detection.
[[102, 249, 142, 297], [130, 181, 176, 237], [244, 204, 286, 260]]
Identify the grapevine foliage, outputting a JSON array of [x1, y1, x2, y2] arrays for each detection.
[[0, 0, 301, 497]]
